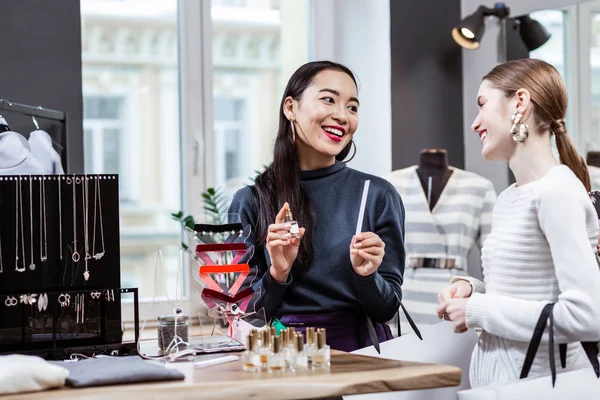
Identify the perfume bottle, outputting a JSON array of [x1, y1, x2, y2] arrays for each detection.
[[259, 330, 272, 370], [294, 333, 308, 371], [312, 330, 330, 370], [242, 334, 260, 372], [268, 336, 285, 373], [284, 207, 300, 239], [251, 329, 261, 348], [305, 327, 316, 364], [284, 329, 297, 371]]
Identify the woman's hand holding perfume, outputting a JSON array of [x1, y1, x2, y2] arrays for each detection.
[[266, 203, 305, 283], [349, 232, 385, 277]]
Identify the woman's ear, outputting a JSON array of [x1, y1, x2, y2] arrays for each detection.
[[514, 88, 532, 116], [283, 96, 296, 121]]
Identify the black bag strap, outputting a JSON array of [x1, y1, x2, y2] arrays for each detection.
[[520, 303, 556, 385], [582, 341, 600, 378], [521, 302, 600, 387]]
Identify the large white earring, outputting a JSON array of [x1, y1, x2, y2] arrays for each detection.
[[510, 110, 529, 143]]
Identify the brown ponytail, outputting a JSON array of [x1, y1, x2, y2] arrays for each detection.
[[552, 120, 591, 191], [484, 59, 591, 191]]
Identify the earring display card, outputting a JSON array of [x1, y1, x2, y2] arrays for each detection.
[[0, 175, 122, 352]]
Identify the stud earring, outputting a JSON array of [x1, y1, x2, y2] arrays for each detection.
[[510, 110, 529, 143]]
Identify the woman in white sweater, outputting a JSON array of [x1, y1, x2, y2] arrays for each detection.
[[436, 58, 600, 388]]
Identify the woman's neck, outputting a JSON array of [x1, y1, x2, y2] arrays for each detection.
[[509, 132, 560, 186], [296, 142, 336, 171]]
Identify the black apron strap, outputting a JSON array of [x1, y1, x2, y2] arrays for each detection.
[[548, 305, 557, 387], [399, 302, 423, 340], [559, 343, 567, 369], [520, 303, 554, 380], [365, 314, 380, 354], [581, 341, 600, 378]]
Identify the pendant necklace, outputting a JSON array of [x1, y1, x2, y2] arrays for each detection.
[[39, 177, 48, 262], [72, 176, 80, 263], [16, 178, 26, 273], [83, 176, 90, 281], [29, 177, 36, 271], [92, 177, 105, 260]]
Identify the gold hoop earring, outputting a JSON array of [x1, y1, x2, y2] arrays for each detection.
[[510, 110, 529, 143], [343, 140, 357, 163], [290, 120, 296, 143]]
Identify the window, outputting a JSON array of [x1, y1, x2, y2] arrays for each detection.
[[590, 12, 600, 148], [213, 97, 246, 184], [529, 10, 566, 79], [83, 96, 126, 198], [528, 9, 568, 159], [210, 0, 310, 193], [81, 0, 182, 301]]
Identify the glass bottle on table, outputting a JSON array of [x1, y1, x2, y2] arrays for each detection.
[[305, 327, 316, 364], [268, 336, 285, 374], [242, 334, 260, 372], [283, 329, 296, 370], [312, 330, 330, 370], [294, 333, 308, 372], [259, 330, 272, 370]]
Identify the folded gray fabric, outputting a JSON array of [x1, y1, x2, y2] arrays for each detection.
[[50, 356, 184, 388]]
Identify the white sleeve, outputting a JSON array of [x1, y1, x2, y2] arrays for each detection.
[[465, 181, 600, 343]]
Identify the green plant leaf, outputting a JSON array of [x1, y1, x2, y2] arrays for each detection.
[[183, 216, 195, 230]]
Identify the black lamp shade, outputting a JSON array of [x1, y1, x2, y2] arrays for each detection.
[[517, 15, 551, 51], [452, 8, 486, 50]]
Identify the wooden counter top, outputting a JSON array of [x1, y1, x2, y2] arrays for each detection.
[[3, 351, 461, 400]]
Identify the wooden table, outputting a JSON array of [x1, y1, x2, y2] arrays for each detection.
[[3, 351, 461, 400]]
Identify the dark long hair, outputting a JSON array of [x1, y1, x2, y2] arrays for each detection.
[[253, 61, 357, 266]]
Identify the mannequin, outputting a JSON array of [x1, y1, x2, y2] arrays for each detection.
[[587, 151, 600, 168], [0, 115, 10, 133], [0, 131, 45, 174], [386, 153, 497, 334], [416, 149, 454, 210]]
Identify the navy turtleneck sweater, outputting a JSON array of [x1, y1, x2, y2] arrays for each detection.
[[228, 162, 405, 323]]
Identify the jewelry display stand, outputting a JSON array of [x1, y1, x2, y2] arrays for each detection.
[[0, 174, 131, 357], [188, 214, 267, 343]]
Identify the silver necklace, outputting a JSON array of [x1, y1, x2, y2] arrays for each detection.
[[29, 177, 35, 271], [58, 177, 63, 260], [71, 175, 80, 263], [40, 177, 47, 262], [16, 178, 25, 273], [83, 177, 90, 281], [92, 177, 105, 260]]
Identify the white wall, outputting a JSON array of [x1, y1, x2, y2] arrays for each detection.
[[461, 0, 589, 193], [311, 0, 392, 177]]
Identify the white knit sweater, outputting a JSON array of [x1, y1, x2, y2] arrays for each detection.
[[456, 165, 600, 388]]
